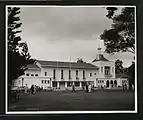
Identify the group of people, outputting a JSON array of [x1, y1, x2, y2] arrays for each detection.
[[24, 84, 43, 94], [72, 84, 93, 93]]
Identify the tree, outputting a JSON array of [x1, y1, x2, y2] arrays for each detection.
[[77, 58, 86, 63], [8, 7, 34, 86], [100, 7, 135, 54], [127, 62, 135, 85], [115, 59, 124, 74]]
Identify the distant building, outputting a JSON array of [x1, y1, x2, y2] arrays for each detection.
[[13, 48, 129, 89]]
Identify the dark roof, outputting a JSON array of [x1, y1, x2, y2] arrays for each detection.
[[27, 64, 40, 69], [37, 60, 98, 69], [92, 54, 109, 62], [116, 74, 131, 78]]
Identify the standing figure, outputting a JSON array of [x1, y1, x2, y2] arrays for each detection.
[[30, 85, 34, 95], [72, 84, 76, 92], [24, 84, 28, 94], [34, 85, 37, 94], [85, 84, 89, 93], [88, 84, 92, 92]]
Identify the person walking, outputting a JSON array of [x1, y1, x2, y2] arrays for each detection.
[[24, 84, 28, 94], [30, 85, 34, 95], [72, 84, 76, 92], [34, 85, 37, 94], [88, 84, 92, 92], [85, 84, 89, 93]]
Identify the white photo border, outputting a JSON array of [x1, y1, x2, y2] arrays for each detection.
[[5, 5, 137, 114]]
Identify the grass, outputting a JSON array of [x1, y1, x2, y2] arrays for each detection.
[[8, 90, 135, 111]]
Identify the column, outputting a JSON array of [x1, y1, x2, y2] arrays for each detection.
[[57, 82, 60, 88], [79, 82, 82, 88], [65, 82, 67, 88], [50, 80, 53, 88]]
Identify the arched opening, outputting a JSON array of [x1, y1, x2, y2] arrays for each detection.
[[106, 80, 109, 88], [114, 80, 117, 87], [110, 80, 113, 88]]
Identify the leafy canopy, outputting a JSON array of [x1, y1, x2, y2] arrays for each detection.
[[100, 7, 135, 54], [8, 7, 35, 85]]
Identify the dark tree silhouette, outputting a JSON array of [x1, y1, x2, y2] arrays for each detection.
[[77, 58, 85, 63], [100, 7, 135, 54], [8, 7, 35, 86], [115, 59, 124, 74], [127, 62, 135, 86]]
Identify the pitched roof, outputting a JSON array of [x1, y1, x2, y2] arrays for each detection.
[[92, 54, 109, 62], [27, 64, 40, 69], [37, 60, 98, 69]]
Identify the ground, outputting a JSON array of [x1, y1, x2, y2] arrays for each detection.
[[8, 90, 135, 111]]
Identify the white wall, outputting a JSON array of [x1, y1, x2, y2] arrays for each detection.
[[39, 67, 98, 81], [92, 61, 115, 78]]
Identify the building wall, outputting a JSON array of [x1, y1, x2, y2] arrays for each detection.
[[13, 61, 129, 89], [92, 61, 115, 79], [38, 67, 98, 81]]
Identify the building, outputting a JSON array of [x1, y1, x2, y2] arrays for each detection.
[[13, 48, 129, 89]]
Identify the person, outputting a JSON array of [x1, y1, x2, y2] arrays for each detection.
[[88, 84, 92, 92], [24, 84, 28, 94], [82, 85, 84, 91], [85, 84, 89, 93], [30, 85, 34, 95], [34, 85, 37, 94], [72, 84, 76, 92]]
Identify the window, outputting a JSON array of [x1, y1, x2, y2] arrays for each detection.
[[35, 74, 38, 76], [95, 73, 96, 75], [112, 67, 114, 73], [45, 72, 47, 76], [90, 73, 92, 77], [76, 70, 79, 80], [31, 74, 34, 76], [41, 80, 44, 84], [53, 69, 56, 79], [26, 73, 29, 76], [105, 66, 110, 75], [69, 70, 71, 79], [76, 70, 78, 77], [61, 69, 63, 79], [101, 67, 103, 72], [41, 80, 49, 84], [83, 70, 85, 79], [46, 80, 50, 84]]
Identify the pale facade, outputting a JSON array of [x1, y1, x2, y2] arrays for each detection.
[[13, 48, 129, 89]]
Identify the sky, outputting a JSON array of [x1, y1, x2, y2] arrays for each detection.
[[19, 6, 134, 67]]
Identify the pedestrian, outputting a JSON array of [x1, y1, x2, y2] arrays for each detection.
[[82, 85, 84, 91], [34, 85, 37, 94], [88, 84, 92, 92], [30, 85, 34, 95], [72, 84, 76, 92], [85, 84, 89, 93], [24, 84, 28, 94]]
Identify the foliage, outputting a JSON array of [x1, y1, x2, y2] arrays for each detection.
[[115, 59, 124, 74], [8, 7, 35, 85], [100, 7, 135, 54], [77, 58, 85, 63], [127, 62, 135, 85]]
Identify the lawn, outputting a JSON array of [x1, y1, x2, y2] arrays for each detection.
[[8, 90, 135, 111]]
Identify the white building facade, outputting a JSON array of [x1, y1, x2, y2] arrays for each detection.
[[13, 48, 129, 89]]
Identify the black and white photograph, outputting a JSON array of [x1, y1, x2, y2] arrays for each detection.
[[6, 6, 136, 114]]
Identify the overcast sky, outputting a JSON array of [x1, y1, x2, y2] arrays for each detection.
[[19, 6, 134, 67]]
